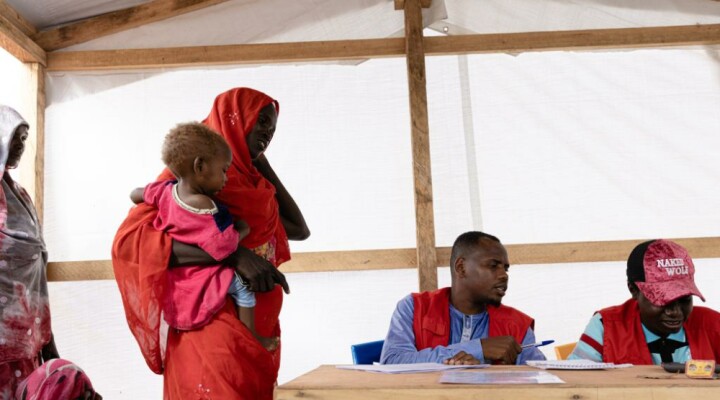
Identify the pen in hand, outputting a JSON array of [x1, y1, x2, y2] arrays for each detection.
[[521, 340, 555, 349]]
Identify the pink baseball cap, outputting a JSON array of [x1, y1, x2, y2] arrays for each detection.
[[627, 239, 705, 307]]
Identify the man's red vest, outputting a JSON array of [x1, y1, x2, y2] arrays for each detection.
[[411, 287, 534, 350], [599, 299, 720, 364]]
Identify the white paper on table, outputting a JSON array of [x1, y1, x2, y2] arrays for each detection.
[[526, 360, 633, 370], [440, 370, 565, 384], [336, 363, 490, 374]]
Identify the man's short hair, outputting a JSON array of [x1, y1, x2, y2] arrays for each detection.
[[450, 231, 501, 268]]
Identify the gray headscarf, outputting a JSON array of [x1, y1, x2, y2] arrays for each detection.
[[0, 105, 29, 172]]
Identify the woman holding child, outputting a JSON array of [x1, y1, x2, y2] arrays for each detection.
[[112, 88, 309, 399]]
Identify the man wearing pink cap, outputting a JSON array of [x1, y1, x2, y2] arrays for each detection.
[[569, 239, 720, 364]]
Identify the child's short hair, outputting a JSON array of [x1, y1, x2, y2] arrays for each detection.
[[161, 122, 230, 176]]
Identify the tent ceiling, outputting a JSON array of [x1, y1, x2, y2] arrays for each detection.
[[7, 0, 149, 29], [5, 0, 720, 52]]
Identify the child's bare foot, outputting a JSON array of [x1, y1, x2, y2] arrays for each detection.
[[257, 335, 279, 352]]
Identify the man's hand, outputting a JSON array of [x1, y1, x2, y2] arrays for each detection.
[[480, 336, 522, 365], [443, 351, 481, 365], [227, 246, 290, 294]]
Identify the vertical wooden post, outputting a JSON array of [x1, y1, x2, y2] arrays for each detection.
[[403, 0, 437, 292], [18, 62, 45, 223]]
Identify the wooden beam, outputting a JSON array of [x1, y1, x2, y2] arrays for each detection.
[[394, 0, 432, 10], [403, 0, 437, 292], [46, 24, 720, 72], [47, 37, 405, 71], [423, 23, 720, 55], [48, 237, 720, 279], [0, 11, 45, 64], [33, 0, 231, 52], [0, 0, 37, 36], [33, 64, 45, 222], [503, 237, 720, 265]]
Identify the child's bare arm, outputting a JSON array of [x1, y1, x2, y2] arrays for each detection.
[[130, 187, 145, 204], [234, 219, 250, 240]]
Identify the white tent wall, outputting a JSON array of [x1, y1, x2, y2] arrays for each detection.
[[38, 46, 720, 399], [0, 48, 34, 184]]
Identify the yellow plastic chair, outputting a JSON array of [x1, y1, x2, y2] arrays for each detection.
[[554, 342, 577, 360]]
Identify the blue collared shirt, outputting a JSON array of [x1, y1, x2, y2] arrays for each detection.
[[380, 294, 546, 364]]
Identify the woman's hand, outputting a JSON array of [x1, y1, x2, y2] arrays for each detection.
[[226, 247, 290, 294]]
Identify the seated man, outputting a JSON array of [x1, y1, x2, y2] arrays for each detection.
[[569, 239, 720, 364], [380, 231, 546, 365]]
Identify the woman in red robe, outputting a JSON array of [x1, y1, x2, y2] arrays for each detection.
[[112, 88, 309, 399]]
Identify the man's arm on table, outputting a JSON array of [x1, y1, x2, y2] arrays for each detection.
[[516, 327, 547, 364]]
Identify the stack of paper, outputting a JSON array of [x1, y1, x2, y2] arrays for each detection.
[[440, 370, 565, 384], [526, 360, 633, 370], [336, 363, 489, 374]]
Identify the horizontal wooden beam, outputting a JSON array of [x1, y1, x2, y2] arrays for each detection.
[[46, 23, 720, 72], [423, 23, 720, 55], [47, 236, 720, 282], [0, 11, 45, 64], [34, 0, 231, 52], [394, 0, 432, 10], [47, 37, 405, 71], [0, 0, 37, 36]]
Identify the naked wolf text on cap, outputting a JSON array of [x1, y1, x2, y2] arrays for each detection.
[[627, 239, 705, 307]]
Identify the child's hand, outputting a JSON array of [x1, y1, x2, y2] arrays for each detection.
[[234, 219, 250, 239]]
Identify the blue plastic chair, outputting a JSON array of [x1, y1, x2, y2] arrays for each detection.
[[351, 340, 385, 365]]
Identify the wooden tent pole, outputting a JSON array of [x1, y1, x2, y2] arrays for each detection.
[[30, 63, 45, 223], [403, 0, 437, 292]]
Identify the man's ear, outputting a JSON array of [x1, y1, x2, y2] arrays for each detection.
[[628, 281, 639, 299], [454, 257, 466, 279], [193, 157, 204, 174]]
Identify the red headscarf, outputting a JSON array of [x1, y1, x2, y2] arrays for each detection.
[[157, 87, 289, 265]]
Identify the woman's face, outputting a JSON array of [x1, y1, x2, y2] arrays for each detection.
[[6, 125, 29, 168], [245, 104, 277, 160]]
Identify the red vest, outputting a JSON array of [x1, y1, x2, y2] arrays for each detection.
[[411, 287, 534, 350], [599, 299, 720, 364]]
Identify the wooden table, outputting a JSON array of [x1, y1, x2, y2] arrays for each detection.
[[276, 365, 720, 399]]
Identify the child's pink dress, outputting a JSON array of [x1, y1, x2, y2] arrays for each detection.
[[144, 180, 239, 330]]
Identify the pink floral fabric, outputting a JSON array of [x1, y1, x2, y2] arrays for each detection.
[[15, 359, 95, 400]]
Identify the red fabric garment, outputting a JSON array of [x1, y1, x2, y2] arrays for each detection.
[[411, 287, 534, 350], [112, 88, 287, 399], [144, 180, 238, 330], [163, 298, 280, 400], [600, 299, 720, 364]]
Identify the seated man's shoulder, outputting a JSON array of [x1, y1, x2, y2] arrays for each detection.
[[689, 306, 720, 323]]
